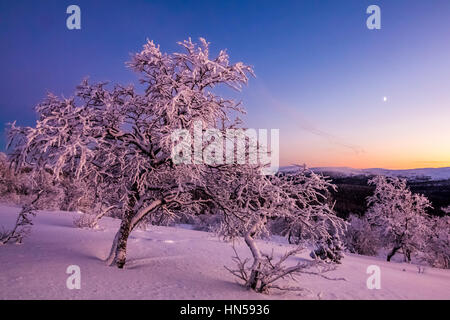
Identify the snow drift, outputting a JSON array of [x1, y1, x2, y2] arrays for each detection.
[[1, 205, 449, 300]]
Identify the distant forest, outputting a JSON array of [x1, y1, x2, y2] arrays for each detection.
[[329, 175, 450, 219]]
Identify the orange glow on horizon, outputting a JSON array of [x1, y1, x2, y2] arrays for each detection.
[[280, 157, 450, 170], [280, 145, 450, 170]]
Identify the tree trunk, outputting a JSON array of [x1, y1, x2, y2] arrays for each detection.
[[404, 248, 411, 263], [246, 236, 262, 291], [106, 199, 163, 268], [244, 223, 263, 291], [106, 211, 133, 268], [387, 246, 400, 262]]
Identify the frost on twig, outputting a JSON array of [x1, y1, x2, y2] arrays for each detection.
[[225, 244, 345, 294], [73, 205, 116, 229], [0, 191, 42, 245]]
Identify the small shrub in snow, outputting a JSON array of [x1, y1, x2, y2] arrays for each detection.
[[310, 235, 345, 264], [73, 205, 116, 229], [73, 212, 99, 229], [191, 214, 223, 232]]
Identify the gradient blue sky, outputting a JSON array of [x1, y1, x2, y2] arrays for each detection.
[[1, 0, 449, 169]]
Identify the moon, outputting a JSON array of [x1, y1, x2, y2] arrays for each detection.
[[383, 96, 388, 102]]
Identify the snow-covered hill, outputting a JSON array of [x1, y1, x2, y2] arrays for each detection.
[[0, 205, 449, 300], [281, 166, 450, 181]]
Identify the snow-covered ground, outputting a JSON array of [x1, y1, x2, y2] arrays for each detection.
[[0, 204, 448, 300]]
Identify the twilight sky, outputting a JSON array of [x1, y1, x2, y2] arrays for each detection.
[[0, 0, 449, 169]]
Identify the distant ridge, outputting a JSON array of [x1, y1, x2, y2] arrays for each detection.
[[280, 166, 450, 181]]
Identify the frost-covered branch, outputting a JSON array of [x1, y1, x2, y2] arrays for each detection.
[[213, 166, 346, 293], [0, 191, 42, 245]]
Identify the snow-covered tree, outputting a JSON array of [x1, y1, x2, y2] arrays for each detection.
[[421, 215, 450, 269], [212, 167, 346, 293], [7, 37, 346, 293], [366, 176, 431, 262], [8, 38, 253, 268], [0, 152, 29, 203], [344, 214, 379, 256]]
